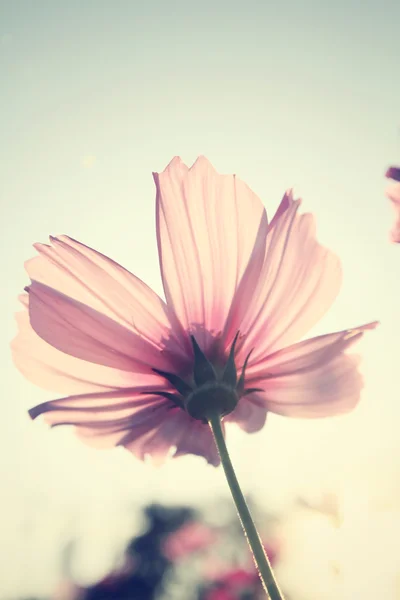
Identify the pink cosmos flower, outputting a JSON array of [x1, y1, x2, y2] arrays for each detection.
[[12, 157, 377, 466], [385, 166, 400, 243]]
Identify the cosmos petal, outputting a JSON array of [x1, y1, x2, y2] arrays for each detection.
[[11, 300, 160, 394], [225, 191, 342, 363], [120, 406, 220, 466], [224, 394, 267, 433], [247, 323, 377, 417], [73, 401, 174, 450], [26, 281, 174, 373], [25, 235, 185, 356], [28, 388, 164, 425], [154, 156, 268, 352], [172, 415, 221, 466]]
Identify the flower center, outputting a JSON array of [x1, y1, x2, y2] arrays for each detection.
[[149, 333, 262, 422]]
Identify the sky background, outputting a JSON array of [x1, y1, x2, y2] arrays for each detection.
[[1, 1, 400, 598]]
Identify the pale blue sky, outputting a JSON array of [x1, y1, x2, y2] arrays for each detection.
[[1, 1, 400, 597]]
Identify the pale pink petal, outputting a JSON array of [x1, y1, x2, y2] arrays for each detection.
[[28, 389, 163, 425], [267, 189, 293, 231], [247, 322, 377, 378], [154, 156, 268, 351], [120, 406, 220, 466], [247, 323, 377, 418], [12, 306, 159, 394], [25, 235, 185, 357], [172, 416, 221, 466], [225, 191, 342, 363], [74, 401, 174, 451], [223, 191, 291, 348], [27, 281, 178, 373], [262, 354, 362, 418], [72, 402, 219, 466], [224, 394, 267, 433]]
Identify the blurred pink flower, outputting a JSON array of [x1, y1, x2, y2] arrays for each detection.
[[162, 520, 217, 561], [204, 568, 261, 600], [205, 589, 235, 600], [203, 537, 278, 597], [12, 157, 377, 466], [385, 166, 400, 243]]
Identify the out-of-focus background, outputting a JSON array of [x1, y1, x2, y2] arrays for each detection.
[[1, 1, 400, 598]]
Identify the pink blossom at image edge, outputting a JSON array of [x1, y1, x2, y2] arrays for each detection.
[[386, 166, 400, 243]]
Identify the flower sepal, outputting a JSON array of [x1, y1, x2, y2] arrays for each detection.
[[184, 381, 239, 422], [151, 333, 255, 423]]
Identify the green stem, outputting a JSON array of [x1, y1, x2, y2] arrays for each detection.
[[208, 412, 285, 600]]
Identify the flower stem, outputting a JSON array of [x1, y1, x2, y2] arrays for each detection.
[[208, 412, 285, 600]]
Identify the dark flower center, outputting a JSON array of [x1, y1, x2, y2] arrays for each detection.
[[148, 333, 262, 423]]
